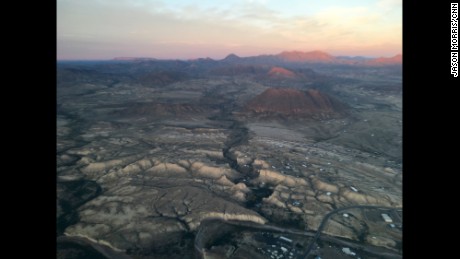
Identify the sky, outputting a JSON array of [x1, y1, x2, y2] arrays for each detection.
[[57, 0, 402, 60]]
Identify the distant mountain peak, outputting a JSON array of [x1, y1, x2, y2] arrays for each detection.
[[366, 54, 402, 65], [223, 53, 241, 61]]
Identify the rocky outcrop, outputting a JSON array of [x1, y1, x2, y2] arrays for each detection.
[[340, 189, 392, 206], [147, 162, 188, 174], [267, 67, 296, 78], [312, 177, 339, 193], [80, 155, 143, 176], [252, 159, 270, 169], [255, 169, 309, 187], [185, 212, 267, 230], [191, 162, 240, 180]]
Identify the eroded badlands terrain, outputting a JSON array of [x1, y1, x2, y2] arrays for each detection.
[[57, 57, 402, 258]]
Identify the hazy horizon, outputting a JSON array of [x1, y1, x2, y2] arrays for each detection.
[[56, 49, 402, 61], [57, 0, 402, 60]]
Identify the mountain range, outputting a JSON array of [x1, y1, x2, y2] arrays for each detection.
[[114, 50, 402, 66]]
